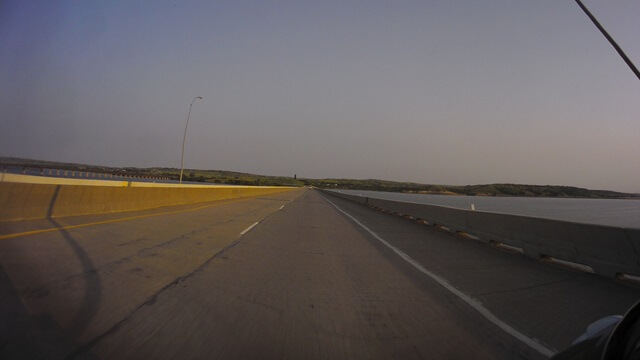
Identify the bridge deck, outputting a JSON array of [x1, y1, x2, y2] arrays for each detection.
[[1, 189, 639, 359]]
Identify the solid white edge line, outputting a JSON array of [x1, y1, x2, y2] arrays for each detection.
[[321, 195, 557, 358], [240, 222, 259, 235]]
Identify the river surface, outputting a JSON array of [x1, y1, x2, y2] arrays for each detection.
[[337, 190, 640, 229]]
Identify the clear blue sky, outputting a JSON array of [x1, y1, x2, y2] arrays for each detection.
[[1, 1, 638, 192]]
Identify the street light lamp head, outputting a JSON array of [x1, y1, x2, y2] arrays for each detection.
[[197, 96, 203, 99]]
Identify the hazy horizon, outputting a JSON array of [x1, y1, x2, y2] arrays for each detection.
[[2, 155, 638, 195], [2, 1, 639, 192]]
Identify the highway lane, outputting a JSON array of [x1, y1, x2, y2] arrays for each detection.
[[0, 188, 304, 359], [2, 188, 640, 359], [321, 192, 640, 350], [73, 190, 556, 359]]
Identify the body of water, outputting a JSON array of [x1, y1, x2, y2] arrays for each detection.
[[337, 190, 640, 229]]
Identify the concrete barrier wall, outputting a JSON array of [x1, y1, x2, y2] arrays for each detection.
[[321, 190, 640, 279], [0, 175, 297, 221]]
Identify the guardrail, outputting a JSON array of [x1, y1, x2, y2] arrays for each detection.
[[0, 173, 241, 188], [321, 189, 640, 280], [0, 165, 172, 182]]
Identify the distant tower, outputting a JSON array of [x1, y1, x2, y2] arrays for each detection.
[[294, 174, 297, 180]]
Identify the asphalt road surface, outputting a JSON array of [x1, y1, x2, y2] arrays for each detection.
[[1, 188, 639, 359]]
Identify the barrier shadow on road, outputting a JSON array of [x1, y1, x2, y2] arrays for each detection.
[[0, 185, 101, 359]]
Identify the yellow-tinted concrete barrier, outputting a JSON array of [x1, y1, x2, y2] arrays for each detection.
[[0, 174, 297, 221]]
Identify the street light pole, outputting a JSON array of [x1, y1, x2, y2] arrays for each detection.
[[179, 96, 203, 184]]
